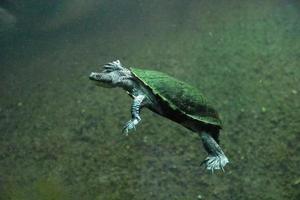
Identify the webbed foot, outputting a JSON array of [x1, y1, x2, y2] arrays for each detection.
[[201, 154, 229, 172], [103, 60, 123, 72], [122, 117, 140, 135], [201, 132, 229, 172]]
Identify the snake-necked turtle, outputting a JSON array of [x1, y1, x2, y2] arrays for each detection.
[[89, 60, 229, 171]]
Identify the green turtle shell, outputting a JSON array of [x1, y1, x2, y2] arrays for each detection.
[[130, 68, 222, 128]]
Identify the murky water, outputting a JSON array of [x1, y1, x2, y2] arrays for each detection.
[[0, 1, 299, 199]]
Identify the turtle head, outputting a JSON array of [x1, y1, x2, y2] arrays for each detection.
[[89, 60, 132, 89]]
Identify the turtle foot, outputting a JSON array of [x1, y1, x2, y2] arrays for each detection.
[[201, 154, 229, 172], [122, 117, 140, 135]]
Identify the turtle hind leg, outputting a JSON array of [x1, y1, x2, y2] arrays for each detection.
[[200, 132, 229, 172]]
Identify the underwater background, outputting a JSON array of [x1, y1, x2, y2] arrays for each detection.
[[0, 0, 299, 199]]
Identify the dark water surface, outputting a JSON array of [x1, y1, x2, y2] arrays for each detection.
[[0, 0, 299, 199]]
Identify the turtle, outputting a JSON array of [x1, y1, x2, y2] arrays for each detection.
[[89, 60, 229, 171]]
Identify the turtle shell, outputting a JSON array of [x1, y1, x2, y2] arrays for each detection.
[[130, 68, 222, 128]]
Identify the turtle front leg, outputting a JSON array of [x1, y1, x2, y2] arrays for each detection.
[[200, 132, 229, 172], [122, 94, 146, 135]]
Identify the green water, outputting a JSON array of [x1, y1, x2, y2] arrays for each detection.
[[0, 0, 299, 199]]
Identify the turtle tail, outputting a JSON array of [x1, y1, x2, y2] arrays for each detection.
[[200, 132, 229, 172]]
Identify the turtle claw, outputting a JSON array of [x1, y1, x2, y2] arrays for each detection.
[[122, 119, 138, 135], [103, 60, 123, 72], [200, 154, 229, 173]]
